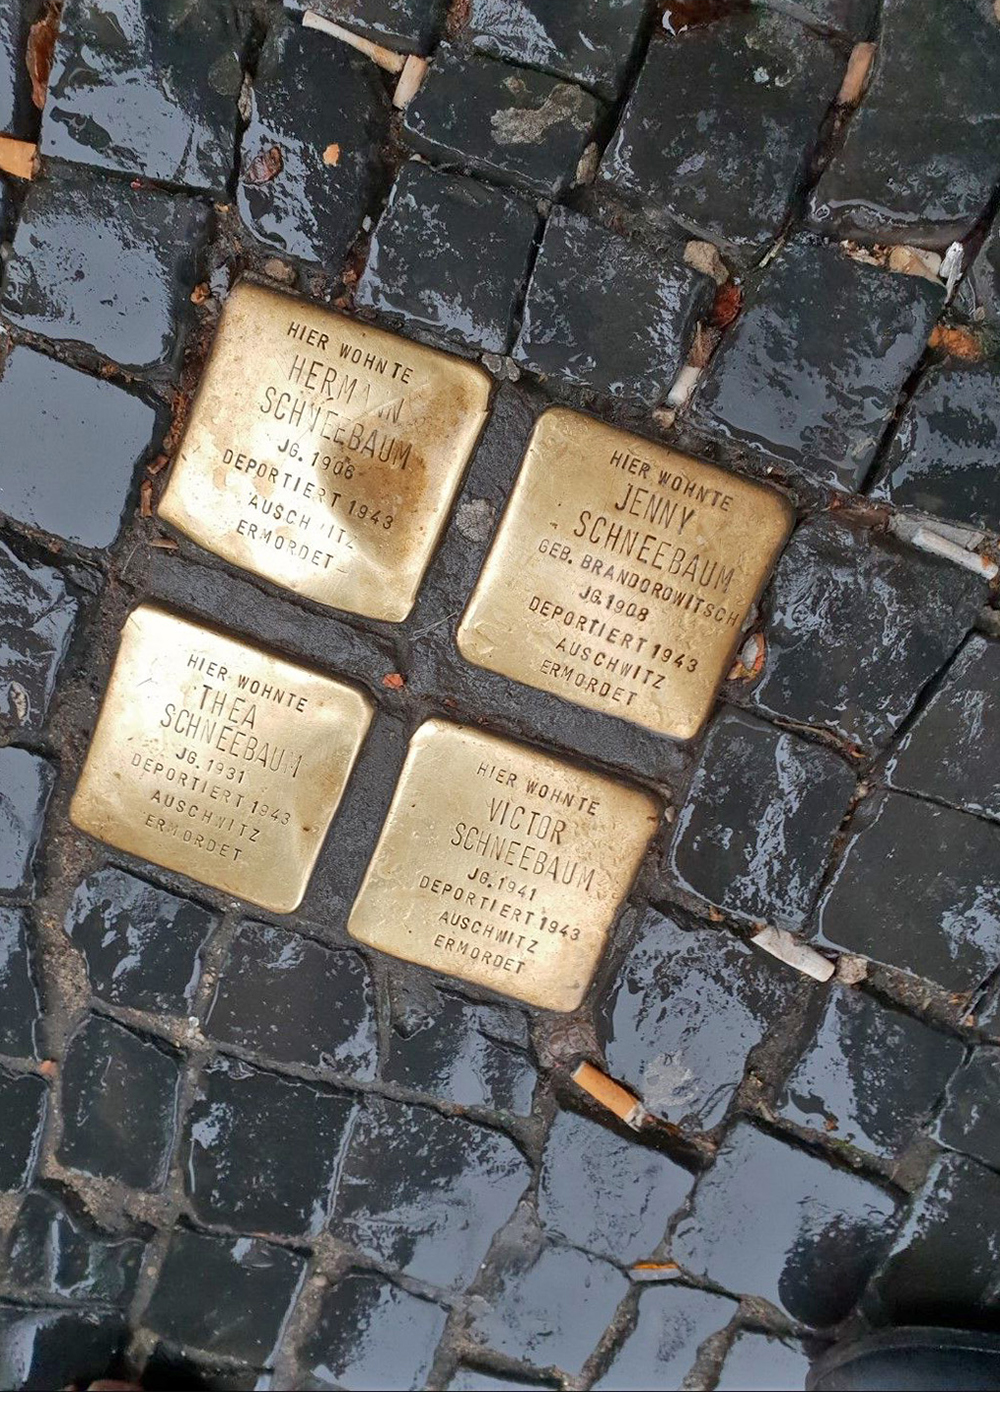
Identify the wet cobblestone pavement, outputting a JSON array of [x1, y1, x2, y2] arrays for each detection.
[[1, 0, 1000, 1394]]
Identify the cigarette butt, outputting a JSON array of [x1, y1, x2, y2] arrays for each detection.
[[0, 136, 37, 180], [573, 1061, 646, 1129], [303, 10, 406, 72]]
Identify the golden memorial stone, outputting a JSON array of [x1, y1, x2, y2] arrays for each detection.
[[457, 408, 793, 741], [348, 719, 660, 1011], [70, 605, 372, 913], [159, 281, 491, 622]]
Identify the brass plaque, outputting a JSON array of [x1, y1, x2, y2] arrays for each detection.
[[348, 719, 660, 1011], [457, 409, 793, 741], [159, 282, 491, 623], [70, 605, 372, 913]]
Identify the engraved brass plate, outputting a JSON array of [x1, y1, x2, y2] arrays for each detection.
[[348, 719, 660, 1011], [70, 605, 373, 913], [159, 282, 491, 623], [458, 409, 793, 741]]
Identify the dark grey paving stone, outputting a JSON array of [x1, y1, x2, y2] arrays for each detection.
[[886, 636, 1000, 820], [0, 0, 42, 140], [385, 984, 535, 1115], [0, 344, 163, 549], [467, 0, 647, 100], [0, 1306, 123, 1392], [356, 161, 537, 354], [141, 1342, 270, 1392], [673, 1121, 900, 1328], [469, 1238, 630, 1375], [869, 362, 1000, 533], [934, 1048, 1000, 1171], [714, 1331, 811, 1391], [759, 0, 879, 35], [963, 215, 1000, 326], [65, 866, 217, 1016], [600, 17, 843, 265], [693, 241, 943, 492], [0, 906, 40, 1057], [184, 1056, 356, 1236], [513, 206, 712, 403], [0, 1066, 47, 1191], [204, 922, 377, 1079], [597, 909, 801, 1131], [5, 1188, 145, 1304], [329, 1097, 530, 1290], [809, 0, 1000, 247], [447, 1368, 555, 1391], [0, 536, 77, 738], [668, 709, 855, 931], [817, 790, 1000, 994], [746, 515, 983, 751], [593, 1283, 735, 1391], [776, 985, 963, 1158], [305, 0, 446, 54], [2, 166, 211, 373], [301, 1270, 448, 1391], [537, 1110, 693, 1264], [58, 1015, 181, 1191], [403, 45, 601, 199], [975, 979, 1000, 1042], [0, 746, 53, 896], [40, 0, 251, 195], [867, 1152, 1000, 1326], [143, 1226, 307, 1367], [237, 12, 388, 268]]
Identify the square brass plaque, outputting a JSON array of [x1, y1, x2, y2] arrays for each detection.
[[70, 605, 373, 913], [457, 408, 793, 741], [159, 282, 492, 623], [347, 719, 660, 1011]]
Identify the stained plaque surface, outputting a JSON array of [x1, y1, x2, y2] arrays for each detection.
[[70, 605, 372, 912], [159, 282, 491, 622], [348, 719, 660, 1011], [458, 408, 793, 740]]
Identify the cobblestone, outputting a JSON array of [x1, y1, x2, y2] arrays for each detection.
[[933, 1048, 1000, 1171], [0, 1306, 122, 1392], [142, 1226, 307, 1368], [598, 908, 805, 1131], [673, 1121, 901, 1328], [0, 536, 77, 737], [57, 1015, 181, 1190], [0, 1066, 47, 1191], [468, 1234, 630, 1376], [0, 907, 40, 1056], [0, 746, 52, 895], [537, 1109, 693, 1264], [4, 1188, 145, 1304], [357, 161, 537, 353], [885, 635, 1000, 819], [714, 1330, 812, 1391], [668, 709, 855, 931], [1, 165, 211, 374], [40, 0, 251, 194], [184, 1056, 356, 1236], [869, 360, 1000, 532], [692, 240, 943, 493], [0, 344, 164, 550], [593, 1283, 734, 1391], [466, 0, 646, 101], [809, 0, 1000, 246], [64, 866, 217, 1016], [513, 206, 712, 403], [204, 922, 377, 1078], [600, 15, 843, 266], [403, 45, 601, 199], [299, 1271, 448, 1390], [237, 12, 388, 269], [817, 790, 1000, 994], [743, 514, 984, 751], [775, 984, 964, 1159]]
